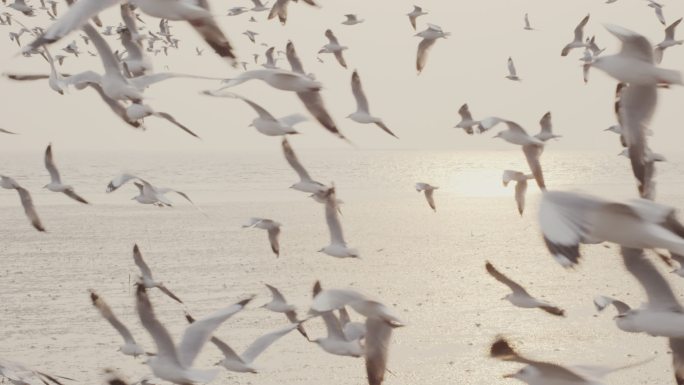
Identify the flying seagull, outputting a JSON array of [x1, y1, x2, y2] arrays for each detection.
[[415, 24, 449, 74], [348, 70, 398, 138], [533, 112, 561, 141], [0, 175, 45, 232], [133, 244, 183, 303], [319, 30, 348, 69], [281, 138, 328, 194], [502, 170, 533, 215], [485, 261, 565, 316], [242, 218, 282, 257], [505, 57, 520, 81], [89, 289, 147, 357], [320, 187, 358, 258], [523, 13, 533, 30], [454, 103, 479, 135], [415, 182, 438, 212], [654, 17, 683, 64], [43, 144, 89, 204], [407, 5, 427, 30], [561, 14, 590, 56], [262, 284, 309, 339], [342, 14, 363, 25]]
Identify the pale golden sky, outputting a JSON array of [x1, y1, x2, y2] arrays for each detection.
[[1, 0, 683, 153]]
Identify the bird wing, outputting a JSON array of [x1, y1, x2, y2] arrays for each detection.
[[203, 91, 276, 121], [416, 37, 437, 74], [507, 57, 517, 77], [154, 111, 201, 139], [16, 186, 45, 232], [490, 338, 588, 380], [156, 283, 183, 304], [593, 295, 631, 314], [522, 143, 546, 190], [279, 113, 308, 127], [325, 29, 339, 45], [187, 0, 236, 65], [324, 188, 346, 245], [285, 41, 305, 74], [365, 318, 392, 385], [241, 323, 299, 363], [209, 336, 245, 364], [81, 23, 127, 81], [106, 174, 140, 193], [267, 227, 280, 256], [130, 73, 224, 89], [573, 14, 590, 42], [670, 338, 684, 384], [265, 284, 287, 304], [621, 247, 683, 311], [44, 144, 61, 184], [374, 121, 398, 138], [135, 285, 183, 366], [605, 24, 655, 63], [24, 0, 120, 52], [84, 83, 141, 129], [132, 244, 153, 281], [485, 262, 529, 295], [281, 138, 313, 181], [502, 170, 524, 186], [296, 91, 344, 139], [4, 73, 51, 81], [351, 70, 370, 113], [514, 179, 528, 215], [90, 290, 138, 347], [665, 17, 682, 40], [62, 189, 89, 204], [458, 103, 473, 121], [177, 297, 252, 367], [311, 289, 367, 313], [424, 189, 436, 211], [268, 0, 288, 24], [0, 128, 17, 134], [408, 14, 417, 30], [333, 50, 347, 68], [539, 111, 552, 135]]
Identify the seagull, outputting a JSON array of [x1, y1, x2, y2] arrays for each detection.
[[523, 13, 533, 30], [89, 290, 147, 357], [407, 5, 427, 30], [655, 17, 683, 64], [491, 337, 652, 384], [285, 41, 345, 140], [342, 14, 363, 25], [415, 183, 438, 212], [262, 46, 279, 69], [561, 14, 590, 56], [483, 118, 546, 190], [454, 103, 479, 135], [202, 91, 306, 136], [242, 218, 282, 257], [106, 174, 196, 208], [320, 187, 358, 258], [348, 70, 398, 138], [319, 30, 347, 69], [262, 284, 309, 339], [8, 0, 34, 16], [42, 144, 89, 204], [485, 261, 565, 316], [280, 138, 328, 195], [591, 24, 682, 86], [0, 175, 45, 232], [619, 148, 666, 162], [586, 35, 605, 56], [268, 0, 317, 25], [133, 244, 183, 303], [505, 57, 520, 81], [580, 49, 593, 83], [242, 30, 258, 43], [227, 6, 248, 16], [220, 69, 322, 92], [309, 281, 363, 357], [415, 24, 449, 74], [249, 0, 269, 12], [195, 47, 203, 56], [208, 323, 300, 373], [502, 170, 533, 215], [594, 295, 632, 317], [539, 191, 684, 267], [533, 112, 561, 141], [310, 287, 404, 385], [647, 0, 666, 25], [24, 0, 238, 66], [136, 284, 251, 385]]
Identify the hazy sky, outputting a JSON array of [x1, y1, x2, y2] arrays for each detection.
[[1, 0, 683, 153]]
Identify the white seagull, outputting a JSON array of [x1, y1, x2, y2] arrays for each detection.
[[486, 261, 565, 316], [262, 284, 309, 339], [348, 70, 398, 138], [647, 0, 666, 25], [561, 14, 589, 56], [502, 170, 534, 215], [242, 218, 282, 257], [342, 14, 363, 25], [0, 175, 45, 232], [43, 143, 89, 204], [539, 191, 684, 267], [655, 17, 683, 64], [533, 112, 561, 141], [133, 244, 183, 303], [136, 285, 252, 385], [415, 24, 449, 74], [523, 13, 533, 30], [106, 174, 196, 208], [415, 182, 438, 212], [281, 138, 328, 194], [407, 5, 427, 30], [320, 187, 358, 258], [309, 281, 363, 357], [505, 57, 521, 81], [202, 91, 306, 136], [318, 30, 347, 69], [220, 69, 322, 92], [454, 103, 479, 135], [90, 289, 147, 357]]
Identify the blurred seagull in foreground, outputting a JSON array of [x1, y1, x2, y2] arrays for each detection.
[[486, 261, 565, 316], [136, 285, 251, 385], [43, 143, 89, 204], [561, 14, 590, 56], [539, 191, 684, 267], [0, 175, 45, 232], [242, 218, 282, 257], [502, 170, 534, 215], [415, 183, 438, 212], [133, 244, 183, 303], [348, 70, 398, 138]]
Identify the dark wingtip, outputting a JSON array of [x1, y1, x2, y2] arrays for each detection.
[[237, 296, 253, 307], [490, 337, 516, 359], [185, 312, 196, 324]]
